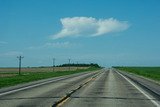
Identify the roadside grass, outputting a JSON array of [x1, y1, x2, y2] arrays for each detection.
[[114, 67, 160, 81], [0, 67, 101, 88]]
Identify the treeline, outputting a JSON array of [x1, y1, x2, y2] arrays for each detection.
[[57, 63, 101, 68]]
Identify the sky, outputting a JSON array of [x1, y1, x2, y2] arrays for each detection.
[[0, 0, 160, 67]]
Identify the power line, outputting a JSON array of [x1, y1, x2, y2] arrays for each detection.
[[17, 55, 24, 75]]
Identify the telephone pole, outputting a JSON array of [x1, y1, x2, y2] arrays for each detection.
[[68, 58, 71, 71], [52, 58, 55, 72], [17, 55, 24, 75]]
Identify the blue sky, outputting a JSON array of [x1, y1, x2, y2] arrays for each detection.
[[0, 0, 160, 67]]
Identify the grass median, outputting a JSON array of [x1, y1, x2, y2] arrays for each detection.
[[114, 67, 160, 81], [0, 67, 101, 88]]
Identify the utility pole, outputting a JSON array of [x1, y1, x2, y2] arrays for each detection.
[[17, 55, 24, 75], [52, 58, 55, 72], [68, 58, 71, 71]]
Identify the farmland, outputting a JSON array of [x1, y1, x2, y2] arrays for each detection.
[[114, 67, 160, 81], [0, 66, 89, 73], [0, 66, 101, 88]]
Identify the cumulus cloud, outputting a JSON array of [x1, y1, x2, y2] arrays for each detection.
[[51, 17, 129, 39]]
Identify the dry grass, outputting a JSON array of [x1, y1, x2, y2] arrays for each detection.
[[0, 67, 89, 77], [0, 67, 89, 72]]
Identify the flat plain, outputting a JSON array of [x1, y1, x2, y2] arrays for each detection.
[[0, 67, 99, 88]]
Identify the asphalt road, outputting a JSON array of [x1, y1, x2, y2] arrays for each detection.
[[0, 69, 160, 107], [62, 69, 160, 107], [0, 71, 100, 107]]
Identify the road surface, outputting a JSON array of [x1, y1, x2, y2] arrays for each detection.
[[0, 69, 159, 107]]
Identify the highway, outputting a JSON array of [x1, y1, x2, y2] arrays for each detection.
[[0, 69, 160, 107]]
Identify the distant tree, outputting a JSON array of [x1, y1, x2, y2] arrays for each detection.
[[57, 63, 101, 68]]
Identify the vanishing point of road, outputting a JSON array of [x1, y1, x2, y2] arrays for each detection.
[[0, 69, 160, 107]]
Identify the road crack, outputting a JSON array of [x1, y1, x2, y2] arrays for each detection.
[[52, 72, 101, 107]]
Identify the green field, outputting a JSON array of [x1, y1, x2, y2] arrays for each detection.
[[114, 67, 160, 81], [0, 67, 101, 88]]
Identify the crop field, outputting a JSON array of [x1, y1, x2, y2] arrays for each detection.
[[114, 67, 160, 81], [0, 66, 89, 73], [0, 67, 100, 88], [0, 67, 89, 77]]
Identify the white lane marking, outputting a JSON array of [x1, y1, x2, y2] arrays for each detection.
[[116, 71, 160, 107], [0, 77, 66, 96], [0, 72, 97, 97]]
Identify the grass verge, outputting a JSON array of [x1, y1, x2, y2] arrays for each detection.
[[114, 67, 160, 81], [0, 67, 101, 88]]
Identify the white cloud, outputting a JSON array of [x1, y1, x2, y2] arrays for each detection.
[[0, 41, 8, 45], [0, 51, 23, 57], [28, 41, 76, 49], [43, 42, 72, 48], [51, 17, 129, 39]]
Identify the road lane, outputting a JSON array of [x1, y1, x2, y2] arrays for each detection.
[[117, 69, 160, 98], [62, 69, 160, 107], [0, 69, 159, 107], [0, 70, 101, 107], [116, 70, 160, 106]]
